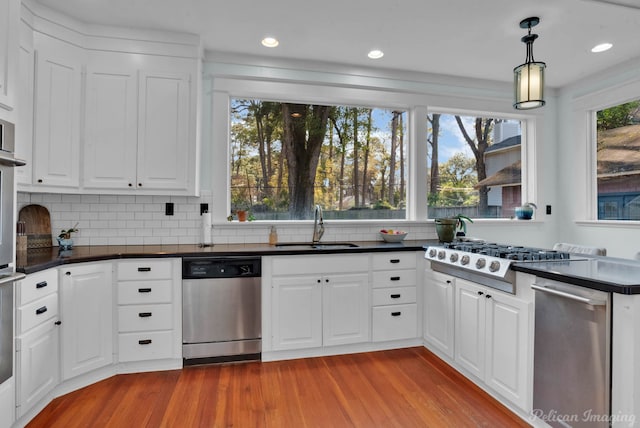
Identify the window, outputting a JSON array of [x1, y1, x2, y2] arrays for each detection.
[[427, 113, 523, 219], [595, 100, 640, 220], [230, 98, 407, 220]]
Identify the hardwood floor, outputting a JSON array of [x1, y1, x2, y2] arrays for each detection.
[[27, 347, 529, 428]]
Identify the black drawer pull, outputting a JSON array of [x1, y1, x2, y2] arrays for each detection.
[[138, 312, 152, 318], [138, 339, 152, 345], [137, 267, 151, 272], [391, 311, 402, 317], [54, 320, 62, 326], [390, 276, 400, 281], [36, 306, 48, 315], [36, 281, 48, 289], [390, 259, 400, 264], [138, 288, 152, 293], [390, 294, 401, 299]]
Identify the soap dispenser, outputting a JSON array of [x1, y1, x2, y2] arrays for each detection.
[[269, 226, 278, 245]]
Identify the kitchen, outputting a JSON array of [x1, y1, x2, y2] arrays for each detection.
[[1, 0, 640, 427]]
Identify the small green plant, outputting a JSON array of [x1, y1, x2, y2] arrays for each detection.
[[59, 223, 79, 239], [455, 214, 473, 234]]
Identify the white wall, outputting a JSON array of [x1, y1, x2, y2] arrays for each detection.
[[556, 57, 640, 259]]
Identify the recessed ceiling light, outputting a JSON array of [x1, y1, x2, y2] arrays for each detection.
[[368, 49, 384, 59], [591, 43, 613, 53], [261, 37, 279, 48]]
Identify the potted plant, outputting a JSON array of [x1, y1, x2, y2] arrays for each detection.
[[435, 214, 473, 243], [515, 202, 537, 220], [57, 223, 79, 250]]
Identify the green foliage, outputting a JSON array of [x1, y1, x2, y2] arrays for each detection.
[[597, 101, 640, 130]]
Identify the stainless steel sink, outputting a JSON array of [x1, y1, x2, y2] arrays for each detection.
[[275, 242, 359, 249]]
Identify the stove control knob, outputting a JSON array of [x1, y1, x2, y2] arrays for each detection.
[[489, 260, 501, 272], [437, 250, 446, 260], [476, 258, 486, 269], [460, 255, 470, 265], [428, 248, 437, 258], [449, 253, 459, 263]]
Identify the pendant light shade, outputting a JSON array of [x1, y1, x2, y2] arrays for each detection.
[[513, 17, 546, 110]]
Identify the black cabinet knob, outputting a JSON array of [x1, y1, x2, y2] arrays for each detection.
[[54, 321, 62, 326]]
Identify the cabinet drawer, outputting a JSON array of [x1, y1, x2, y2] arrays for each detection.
[[372, 304, 418, 342], [18, 270, 58, 306], [272, 254, 368, 275], [118, 331, 174, 362], [117, 280, 172, 305], [118, 304, 173, 332], [371, 252, 416, 270], [372, 287, 416, 305], [117, 260, 173, 281], [372, 270, 416, 288], [18, 293, 58, 334]]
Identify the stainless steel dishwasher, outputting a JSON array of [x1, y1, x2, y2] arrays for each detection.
[[532, 278, 611, 428], [182, 257, 261, 365]]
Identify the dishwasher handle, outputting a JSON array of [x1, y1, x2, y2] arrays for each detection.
[[531, 283, 607, 306]]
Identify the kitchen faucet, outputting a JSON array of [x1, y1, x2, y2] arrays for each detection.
[[312, 204, 325, 244]]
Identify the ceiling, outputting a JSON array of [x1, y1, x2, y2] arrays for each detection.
[[34, 0, 640, 88]]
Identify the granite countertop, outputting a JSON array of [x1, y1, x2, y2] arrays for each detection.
[[512, 257, 640, 295], [17, 239, 439, 274]]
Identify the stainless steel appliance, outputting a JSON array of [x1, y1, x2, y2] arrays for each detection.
[[182, 257, 261, 364], [0, 279, 13, 384], [532, 279, 610, 428], [425, 240, 572, 294]]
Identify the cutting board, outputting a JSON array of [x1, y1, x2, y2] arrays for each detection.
[[18, 204, 53, 248]]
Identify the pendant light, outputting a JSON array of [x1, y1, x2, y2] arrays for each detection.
[[513, 17, 546, 110]]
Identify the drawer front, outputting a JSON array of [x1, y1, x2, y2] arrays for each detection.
[[117, 280, 173, 305], [371, 252, 416, 270], [372, 287, 417, 305], [117, 260, 173, 281], [18, 293, 58, 334], [118, 331, 175, 362], [118, 304, 173, 332], [18, 270, 58, 306], [372, 269, 417, 288], [272, 254, 369, 275], [372, 304, 418, 342]]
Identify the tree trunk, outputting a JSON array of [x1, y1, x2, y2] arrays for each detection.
[[389, 111, 401, 205], [399, 112, 405, 202], [281, 103, 330, 219], [362, 110, 372, 206], [352, 108, 360, 207], [429, 113, 441, 195]]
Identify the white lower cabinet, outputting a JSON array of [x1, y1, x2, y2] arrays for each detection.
[[454, 277, 531, 411], [270, 254, 370, 351], [423, 269, 455, 358], [15, 269, 60, 418], [60, 263, 113, 381]]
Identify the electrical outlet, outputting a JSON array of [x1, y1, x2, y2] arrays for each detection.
[[200, 203, 209, 215], [165, 202, 174, 216], [546, 205, 552, 215]]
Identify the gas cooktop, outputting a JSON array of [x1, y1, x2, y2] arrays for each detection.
[[425, 240, 573, 294]]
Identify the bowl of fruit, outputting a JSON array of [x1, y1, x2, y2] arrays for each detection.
[[379, 229, 408, 243]]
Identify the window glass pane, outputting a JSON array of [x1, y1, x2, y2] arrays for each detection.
[[596, 100, 640, 221], [427, 113, 522, 219], [230, 99, 407, 220]]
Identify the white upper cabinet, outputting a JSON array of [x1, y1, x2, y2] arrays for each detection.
[[32, 33, 84, 188], [18, 3, 201, 195], [0, 0, 19, 111], [15, 16, 34, 185]]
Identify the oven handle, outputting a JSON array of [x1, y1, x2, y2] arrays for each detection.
[[531, 284, 607, 306]]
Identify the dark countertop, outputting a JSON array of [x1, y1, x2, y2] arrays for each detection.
[[512, 257, 640, 295], [17, 240, 439, 275]]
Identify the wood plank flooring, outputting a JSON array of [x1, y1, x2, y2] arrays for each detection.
[[27, 347, 530, 428]]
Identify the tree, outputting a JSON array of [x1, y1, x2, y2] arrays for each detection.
[[428, 113, 441, 196], [281, 103, 331, 219], [597, 101, 640, 130], [455, 116, 493, 215]]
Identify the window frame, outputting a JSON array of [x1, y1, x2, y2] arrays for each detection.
[[208, 76, 540, 224]]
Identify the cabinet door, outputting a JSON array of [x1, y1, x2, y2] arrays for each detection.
[[33, 35, 83, 188], [137, 71, 190, 191], [16, 320, 60, 417], [272, 275, 322, 351], [484, 292, 531, 411], [60, 263, 113, 380], [323, 273, 369, 347], [15, 20, 34, 185], [0, 0, 19, 110], [423, 270, 455, 358], [455, 279, 486, 380], [83, 67, 138, 189]]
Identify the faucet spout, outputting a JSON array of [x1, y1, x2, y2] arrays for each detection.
[[312, 205, 324, 244]]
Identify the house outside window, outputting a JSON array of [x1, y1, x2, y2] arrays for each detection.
[[596, 100, 640, 220]]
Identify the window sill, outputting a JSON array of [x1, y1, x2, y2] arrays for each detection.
[[575, 220, 640, 228]]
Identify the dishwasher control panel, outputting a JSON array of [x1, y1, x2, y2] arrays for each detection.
[[182, 257, 262, 279]]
